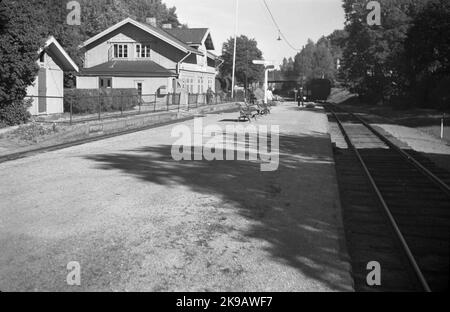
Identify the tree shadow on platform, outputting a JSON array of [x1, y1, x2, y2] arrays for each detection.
[[84, 132, 352, 291]]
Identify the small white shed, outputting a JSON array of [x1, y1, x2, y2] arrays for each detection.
[[26, 36, 79, 115]]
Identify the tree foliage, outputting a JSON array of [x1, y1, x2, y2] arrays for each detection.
[[403, 0, 450, 107], [278, 35, 343, 89], [220, 35, 264, 88], [0, 1, 48, 103], [0, 0, 182, 125], [339, 0, 449, 107]]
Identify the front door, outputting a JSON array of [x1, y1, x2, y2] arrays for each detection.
[[38, 67, 47, 113]]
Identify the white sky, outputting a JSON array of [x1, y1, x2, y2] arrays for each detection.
[[163, 0, 346, 66]]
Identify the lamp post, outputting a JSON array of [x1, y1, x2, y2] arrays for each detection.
[[253, 60, 275, 104], [231, 0, 239, 99]]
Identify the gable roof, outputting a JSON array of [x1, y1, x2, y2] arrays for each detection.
[[79, 60, 177, 77], [166, 28, 215, 51], [165, 28, 208, 45], [41, 36, 79, 72], [79, 18, 201, 55]]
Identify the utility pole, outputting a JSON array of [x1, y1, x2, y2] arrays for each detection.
[[231, 0, 239, 99], [245, 50, 249, 98]]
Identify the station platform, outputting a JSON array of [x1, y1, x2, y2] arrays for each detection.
[[0, 101, 354, 291]]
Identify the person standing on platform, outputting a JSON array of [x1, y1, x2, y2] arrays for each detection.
[[297, 87, 304, 107]]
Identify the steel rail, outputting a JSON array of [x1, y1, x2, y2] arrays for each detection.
[[327, 104, 432, 292], [336, 105, 450, 196]]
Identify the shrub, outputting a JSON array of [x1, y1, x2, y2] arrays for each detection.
[[0, 99, 32, 126], [64, 89, 139, 114], [7, 122, 56, 142], [429, 77, 450, 110]]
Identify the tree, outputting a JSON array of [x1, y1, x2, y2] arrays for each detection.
[[0, 0, 184, 125], [220, 35, 264, 89], [0, 0, 49, 125], [294, 39, 316, 84], [403, 0, 450, 107], [78, 0, 181, 39], [280, 57, 295, 73], [340, 0, 430, 103], [313, 37, 336, 80]]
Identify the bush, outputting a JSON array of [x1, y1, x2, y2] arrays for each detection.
[[0, 99, 32, 126], [64, 89, 139, 114], [6, 122, 57, 142], [429, 76, 450, 110]]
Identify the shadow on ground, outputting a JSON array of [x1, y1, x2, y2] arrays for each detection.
[[81, 132, 351, 291]]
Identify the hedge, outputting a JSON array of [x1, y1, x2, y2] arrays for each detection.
[[64, 89, 139, 114], [0, 99, 32, 127]]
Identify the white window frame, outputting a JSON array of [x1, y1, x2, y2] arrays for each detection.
[[114, 44, 128, 58], [136, 44, 151, 58], [208, 77, 213, 90]]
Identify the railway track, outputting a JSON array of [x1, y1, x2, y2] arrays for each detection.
[[326, 103, 449, 292]]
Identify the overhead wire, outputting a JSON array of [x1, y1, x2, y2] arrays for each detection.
[[261, 0, 302, 52]]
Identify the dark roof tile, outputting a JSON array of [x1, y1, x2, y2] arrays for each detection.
[[79, 60, 177, 77], [165, 28, 209, 45]]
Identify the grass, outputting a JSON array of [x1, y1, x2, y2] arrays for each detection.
[[4, 123, 59, 143], [329, 88, 450, 142]]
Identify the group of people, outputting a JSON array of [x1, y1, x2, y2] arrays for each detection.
[[245, 87, 274, 104], [247, 86, 306, 107]]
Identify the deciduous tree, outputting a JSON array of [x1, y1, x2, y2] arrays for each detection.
[[220, 35, 264, 88]]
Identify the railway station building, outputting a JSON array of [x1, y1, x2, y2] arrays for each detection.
[[77, 18, 220, 104]]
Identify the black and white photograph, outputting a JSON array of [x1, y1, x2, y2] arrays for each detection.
[[0, 0, 449, 297]]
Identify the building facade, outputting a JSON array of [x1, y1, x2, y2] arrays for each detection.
[[77, 18, 219, 101], [26, 37, 79, 115]]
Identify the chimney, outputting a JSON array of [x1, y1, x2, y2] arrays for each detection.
[[162, 24, 172, 29], [146, 17, 157, 27]]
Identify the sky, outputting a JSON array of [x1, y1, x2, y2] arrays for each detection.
[[163, 0, 346, 67]]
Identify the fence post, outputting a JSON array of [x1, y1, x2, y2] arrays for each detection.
[[151, 94, 154, 112], [70, 96, 73, 125], [138, 95, 141, 114], [98, 92, 101, 121], [187, 93, 190, 112], [166, 93, 169, 111]]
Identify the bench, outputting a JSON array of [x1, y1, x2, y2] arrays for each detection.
[[237, 103, 259, 122]]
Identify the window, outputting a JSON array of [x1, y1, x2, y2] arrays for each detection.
[[197, 77, 204, 94], [136, 44, 150, 58], [114, 44, 128, 58], [186, 78, 194, 93], [99, 78, 112, 89], [39, 52, 45, 63], [137, 83, 142, 96]]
